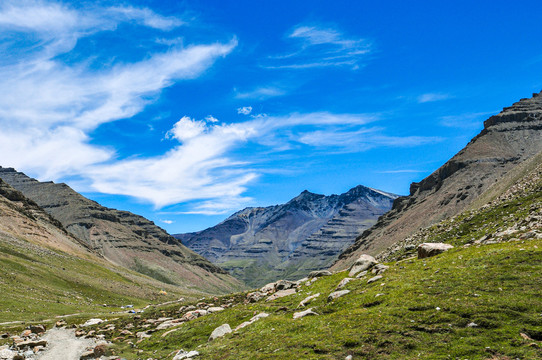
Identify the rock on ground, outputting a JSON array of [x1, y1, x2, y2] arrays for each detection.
[[367, 275, 383, 284], [327, 290, 350, 302], [308, 270, 332, 278], [298, 293, 320, 307], [235, 313, 269, 331], [417, 243, 454, 258], [349, 254, 378, 277], [336, 278, 354, 290], [293, 308, 319, 319], [209, 324, 232, 341], [266, 289, 296, 301], [173, 349, 200, 359]]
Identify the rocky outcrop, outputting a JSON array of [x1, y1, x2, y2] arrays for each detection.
[[176, 185, 396, 287], [333, 91, 542, 270], [0, 168, 242, 293]]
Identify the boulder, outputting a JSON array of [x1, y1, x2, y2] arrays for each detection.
[[246, 291, 266, 303], [355, 270, 368, 278], [29, 325, 46, 334], [173, 349, 200, 359], [348, 254, 377, 277], [55, 320, 67, 327], [0, 349, 15, 360], [298, 293, 320, 307], [81, 319, 104, 327], [274, 280, 297, 291], [308, 270, 332, 278], [260, 282, 276, 294], [417, 243, 454, 259], [293, 308, 319, 319], [266, 288, 296, 301], [367, 275, 383, 284], [209, 324, 232, 341], [16, 339, 47, 349], [234, 312, 269, 331], [80, 350, 95, 359], [336, 278, 354, 290], [371, 264, 389, 275], [93, 344, 107, 357], [207, 307, 225, 313], [327, 290, 350, 302]]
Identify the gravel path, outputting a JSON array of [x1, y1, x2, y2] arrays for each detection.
[[36, 328, 96, 360]]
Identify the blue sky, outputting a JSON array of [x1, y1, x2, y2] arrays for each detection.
[[2, 0, 542, 233]]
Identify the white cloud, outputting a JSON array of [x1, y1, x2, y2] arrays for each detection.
[[237, 106, 253, 115], [205, 115, 219, 123], [235, 86, 285, 99], [166, 117, 208, 142], [417, 93, 452, 103], [266, 24, 371, 70], [107, 6, 183, 30], [440, 111, 492, 129], [160, 219, 174, 224]]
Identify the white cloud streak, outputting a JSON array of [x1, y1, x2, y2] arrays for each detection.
[[266, 24, 371, 70], [235, 86, 286, 99], [417, 93, 452, 103]]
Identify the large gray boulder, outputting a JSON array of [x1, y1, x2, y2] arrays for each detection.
[[209, 324, 232, 341], [348, 254, 377, 277], [417, 243, 454, 259]]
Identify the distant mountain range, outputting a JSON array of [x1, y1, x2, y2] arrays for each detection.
[[175, 185, 397, 287], [333, 91, 542, 270], [0, 168, 243, 294]]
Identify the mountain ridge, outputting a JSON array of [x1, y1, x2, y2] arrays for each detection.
[[333, 90, 542, 270], [176, 185, 397, 287], [0, 167, 243, 294]]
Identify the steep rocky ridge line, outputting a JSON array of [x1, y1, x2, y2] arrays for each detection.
[[333, 91, 542, 270], [176, 185, 396, 287], [0, 168, 243, 293]]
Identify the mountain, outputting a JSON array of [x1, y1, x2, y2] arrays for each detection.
[[0, 168, 243, 294], [175, 185, 397, 287], [0, 178, 196, 322], [333, 91, 542, 270]]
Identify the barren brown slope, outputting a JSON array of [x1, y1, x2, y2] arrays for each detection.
[[0, 168, 244, 294], [333, 91, 542, 270]]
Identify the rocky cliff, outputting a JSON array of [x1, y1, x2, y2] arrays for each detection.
[[0, 168, 243, 293], [176, 185, 396, 287], [333, 91, 542, 270]]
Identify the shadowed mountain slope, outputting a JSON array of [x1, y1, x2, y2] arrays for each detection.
[[333, 91, 542, 270], [176, 185, 396, 287], [0, 168, 243, 294]]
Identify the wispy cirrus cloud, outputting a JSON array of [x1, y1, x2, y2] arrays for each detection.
[[440, 111, 493, 129], [417, 93, 452, 103], [234, 86, 286, 99], [264, 24, 371, 70]]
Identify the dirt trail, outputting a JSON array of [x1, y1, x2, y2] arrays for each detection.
[[36, 328, 96, 360]]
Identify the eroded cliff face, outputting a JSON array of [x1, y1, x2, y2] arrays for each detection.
[[0, 168, 243, 293], [333, 91, 542, 270], [176, 186, 396, 287]]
